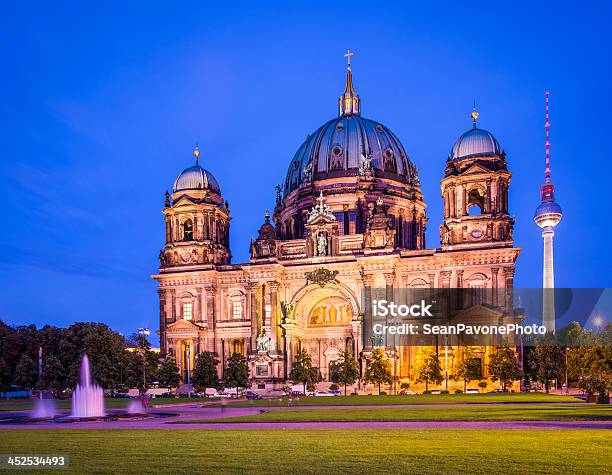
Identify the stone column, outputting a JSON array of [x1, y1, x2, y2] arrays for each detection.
[[384, 271, 396, 349], [439, 271, 452, 319], [205, 285, 216, 330], [361, 270, 374, 350], [249, 283, 258, 353], [170, 289, 176, 322], [456, 269, 464, 310], [491, 268, 500, 306], [284, 329, 293, 378], [158, 289, 167, 356], [269, 281, 280, 354], [195, 287, 203, 323], [503, 267, 515, 312]]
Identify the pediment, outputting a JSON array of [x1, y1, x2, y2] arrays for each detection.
[[172, 195, 200, 207], [166, 319, 203, 332], [461, 163, 493, 175], [452, 304, 504, 321]]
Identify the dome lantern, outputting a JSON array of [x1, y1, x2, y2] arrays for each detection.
[[338, 49, 360, 117]]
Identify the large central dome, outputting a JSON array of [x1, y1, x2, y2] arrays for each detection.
[[284, 65, 418, 194], [285, 115, 418, 193]]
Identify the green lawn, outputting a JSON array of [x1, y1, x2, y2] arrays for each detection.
[[218, 393, 582, 407], [0, 429, 609, 473], [0, 397, 210, 412], [188, 404, 612, 423]]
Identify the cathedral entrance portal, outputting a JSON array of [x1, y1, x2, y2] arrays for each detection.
[[287, 282, 360, 381]]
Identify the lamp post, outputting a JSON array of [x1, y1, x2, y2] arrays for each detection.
[[393, 343, 397, 396], [186, 341, 192, 399], [517, 314, 526, 392], [444, 333, 449, 392], [38, 347, 43, 400], [137, 327, 150, 391]]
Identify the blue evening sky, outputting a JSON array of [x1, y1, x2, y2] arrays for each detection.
[[1, 1, 610, 341]]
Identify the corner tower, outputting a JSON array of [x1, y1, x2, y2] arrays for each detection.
[[440, 106, 514, 249], [159, 146, 231, 269]]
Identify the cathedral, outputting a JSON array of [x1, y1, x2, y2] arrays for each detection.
[[152, 55, 520, 391]]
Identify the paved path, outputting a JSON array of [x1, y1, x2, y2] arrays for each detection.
[[1, 404, 610, 431]]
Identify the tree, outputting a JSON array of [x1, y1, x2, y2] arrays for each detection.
[[455, 348, 482, 392], [577, 345, 612, 402], [192, 352, 219, 391], [329, 350, 359, 395], [157, 356, 181, 388], [0, 357, 12, 393], [225, 353, 249, 388], [40, 354, 65, 396], [0, 322, 23, 372], [580, 374, 612, 403], [530, 338, 566, 393], [415, 348, 443, 391], [488, 345, 521, 390], [289, 349, 319, 395], [59, 322, 130, 389], [364, 348, 393, 394], [14, 354, 37, 389]]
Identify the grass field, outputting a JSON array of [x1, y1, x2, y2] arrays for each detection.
[[216, 393, 582, 407], [0, 397, 211, 412], [0, 429, 610, 473], [186, 404, 612, 423]]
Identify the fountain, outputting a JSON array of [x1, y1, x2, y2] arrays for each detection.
[[127, 399, 147, 414], [32, 398, 57, 419], [71, 354, 105, 418]]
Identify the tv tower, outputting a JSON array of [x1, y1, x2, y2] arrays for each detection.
[[534, 90, 563, 333]]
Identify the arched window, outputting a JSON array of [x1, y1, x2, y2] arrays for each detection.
[[467, 189, 485, 215], [467, 205, 482, 216], [467, 273, 488, 306], [183, 219, 193, 241]]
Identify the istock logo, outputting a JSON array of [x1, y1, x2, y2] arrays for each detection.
[[372, 299, 434, 317]]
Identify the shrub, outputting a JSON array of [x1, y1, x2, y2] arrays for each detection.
[[441, 390, 449, 394], [329, 383, 339, 391], [455, 389, 463, 394], [400, 382, 410, 390], [478, 381, 488, 390], [379, 391, 387, 395], [423, 390, 432, 394]]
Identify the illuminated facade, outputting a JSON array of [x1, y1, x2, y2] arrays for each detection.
[[152, 57, 521, 391]]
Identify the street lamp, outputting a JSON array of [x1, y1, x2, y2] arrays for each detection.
[[138, 327, 150, 391], [592, 315, 604, 329], [186, 341, 192, 399], [444, 333, 449, 393]]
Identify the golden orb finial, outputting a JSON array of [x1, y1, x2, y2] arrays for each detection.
[[193, 145, 201, 165], [471, 101, 479, 127]]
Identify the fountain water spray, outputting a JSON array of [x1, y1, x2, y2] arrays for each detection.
[[32, 398, 57, 419], [71, 354, 105, 418]]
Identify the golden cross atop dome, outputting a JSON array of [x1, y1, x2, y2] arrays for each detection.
[[193, 144, 201, 165], [344, 49, 354, 70]]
